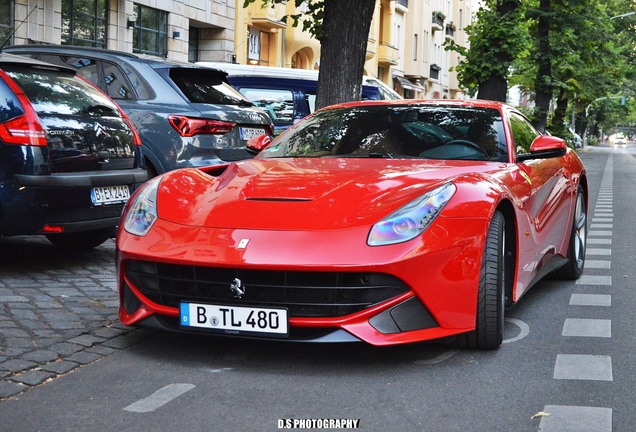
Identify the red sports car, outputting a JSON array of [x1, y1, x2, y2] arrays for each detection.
[[116, 99, 587, 349]]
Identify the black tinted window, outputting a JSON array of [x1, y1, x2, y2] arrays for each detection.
[[169, 68, 250, 105], [260, 105, 507, 161], [6, 68, 122, 117], [0, 78, 25, 122]]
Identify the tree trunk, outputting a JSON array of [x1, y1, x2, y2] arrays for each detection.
[[477, 75, 508, 102], [552, 87, 568, 137], [316, 0, 376, 109], [476, 0, 521, 102], [533, 0, 552, 133]]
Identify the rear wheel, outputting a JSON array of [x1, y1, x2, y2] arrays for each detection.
[[459, 210, 506, 350], [45, 228, 113, 250], [553, 186, 587, 280]]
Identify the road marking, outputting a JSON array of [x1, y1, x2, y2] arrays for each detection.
[[569, 294, 611, 307], [538, 405, 612, 432], [585, 248, 611, 256], [584, 260, 611, 269], [562, 318, 611, 338], [413, 349, 460, 365], [587, 238, 611, 245], [588, 230, 612, 236], [123, 383, 196, 413], [592, 218, 613, 223], [576, 275, 612, 285], [590, 224, 613, 229], [502, 318, 529, 344], [554, 354, 613, 381]]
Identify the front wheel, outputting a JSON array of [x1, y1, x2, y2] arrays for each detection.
[[458, 210, 506, 350]]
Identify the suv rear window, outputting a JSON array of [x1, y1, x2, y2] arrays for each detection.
[[6, 68, 122, 117], [169, 68, 250, 105]]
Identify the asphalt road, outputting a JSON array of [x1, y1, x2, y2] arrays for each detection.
[[0, 144, 635, 431]]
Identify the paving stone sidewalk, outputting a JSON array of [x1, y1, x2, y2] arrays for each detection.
[[0, 236, 150, 399]]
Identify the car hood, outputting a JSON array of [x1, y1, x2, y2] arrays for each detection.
[[157, 158, 494, 230]]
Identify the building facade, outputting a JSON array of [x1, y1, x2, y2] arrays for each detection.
[[1, 0, 474, 99]]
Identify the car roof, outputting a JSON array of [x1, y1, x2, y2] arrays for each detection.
[[4, 44, 228, 74], [0, 51, 77, 74]]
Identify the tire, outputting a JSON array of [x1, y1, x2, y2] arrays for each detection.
[[553, 186, 587, 280], [45, 228, 114, 250], [458, 210, 506, 350]]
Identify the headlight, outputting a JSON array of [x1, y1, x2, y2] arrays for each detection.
[[368, 182, 456, 246], [123, 176, 161, 236]]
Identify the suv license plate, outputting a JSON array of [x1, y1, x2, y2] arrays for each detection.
[[240, 127, 265, 140], [180, 302, 289, 337], [91, 185, 130, 206]]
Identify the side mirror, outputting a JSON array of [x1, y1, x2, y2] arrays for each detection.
[[246, 134, 271, 154], [517, 135, 567, 162]]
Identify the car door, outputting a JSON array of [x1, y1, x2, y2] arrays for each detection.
[[509, 112, 572, 279]]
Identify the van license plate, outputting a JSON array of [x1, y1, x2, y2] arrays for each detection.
[[91, 185, 130, 205], [180, 302, 289, 337]]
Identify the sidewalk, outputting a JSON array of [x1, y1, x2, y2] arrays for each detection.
[[0, 236, 151, 399]]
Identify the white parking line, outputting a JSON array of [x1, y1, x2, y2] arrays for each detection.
[[586, 248, 612, 256], [562, 318, 611, 338], [569, 294, 611, 307], [538, 405, 612, 432], [554, 354, 613, 381], [123, 383, 196, 413], [576, 275, 612, 285]]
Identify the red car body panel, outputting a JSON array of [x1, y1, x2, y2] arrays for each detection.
[[116, 99, 586, 346]]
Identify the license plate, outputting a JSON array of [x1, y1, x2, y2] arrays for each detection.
[[90, 185, 130, 206], [239, 127, 266, 140], [180, 302, 289, 337]]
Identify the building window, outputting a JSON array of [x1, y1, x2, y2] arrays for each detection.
[[61, 0, 107, 47], [247, 27, 270, 66], [131, 4, 168, 57], [430, 64, 441, 81], [412, 34, 418, 61], [188, 28, 199, 63], [0, 0, 12, 47]]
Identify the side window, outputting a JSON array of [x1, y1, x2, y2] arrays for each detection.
[[102, 61, 136, 100], [0, 78, 24, 122], [509, 112, 539, 155], [40, 55, 101, 89], [238, 88, 295, 124]]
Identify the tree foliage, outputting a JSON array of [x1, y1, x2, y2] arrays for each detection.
[[445, 0, 529, 101]]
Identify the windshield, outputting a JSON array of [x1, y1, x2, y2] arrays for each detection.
[[258, 104, 508, 161]]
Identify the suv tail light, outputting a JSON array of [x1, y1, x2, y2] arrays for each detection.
[[168, 115, 236, 137], [0, 70, 47, 146]]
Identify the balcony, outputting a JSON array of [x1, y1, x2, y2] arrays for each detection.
[[432, 12, 445, 32], [445, 24, 455, 39], [378, 43, 399, 66]]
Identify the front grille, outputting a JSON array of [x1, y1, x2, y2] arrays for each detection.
[[125, 260, 409, 318]]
